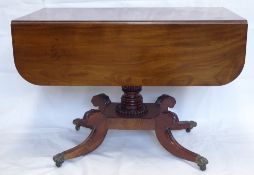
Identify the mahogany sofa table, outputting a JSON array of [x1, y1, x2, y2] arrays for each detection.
[[11, 7, 247, 171]]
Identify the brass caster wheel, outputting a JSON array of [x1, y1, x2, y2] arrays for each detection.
[[53, 152, 65, 167], [73, 118, 82, 131], [75, 125, 80, 131], [196, 155, 208, 171], [186, 121, 197, 133], [199, 164, 206, 171]]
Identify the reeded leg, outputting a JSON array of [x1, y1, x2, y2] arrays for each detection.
[[53, 110, 108, 167], [155, 113, 208, 171]]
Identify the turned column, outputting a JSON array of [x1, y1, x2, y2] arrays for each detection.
[[116, 86, 147, 117]]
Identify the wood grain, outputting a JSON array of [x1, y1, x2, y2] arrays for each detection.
[[11, 8, 248, 86], [57, 91, 208, 170]]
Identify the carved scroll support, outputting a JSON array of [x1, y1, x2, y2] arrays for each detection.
[[53, 86, 208, 170]]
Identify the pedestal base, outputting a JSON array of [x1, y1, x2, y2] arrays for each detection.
[[53, 89, 208, 171]]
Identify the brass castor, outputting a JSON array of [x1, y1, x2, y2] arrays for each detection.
[[73, 118, 82, 131], [186, 121, 197, 133], [53, 152, 65, 167], [196, 155, 209, 171]]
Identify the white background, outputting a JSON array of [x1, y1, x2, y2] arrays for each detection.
[[1, 0, 254, 175]]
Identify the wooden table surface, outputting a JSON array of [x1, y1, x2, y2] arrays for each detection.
[[12, 8, 248, 86], [15, 7, 245, 22]]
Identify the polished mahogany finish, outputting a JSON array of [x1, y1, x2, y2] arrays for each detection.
[[54, 90, 208, 170], [11, 8, 248, 171], [11, 8, 247, 86], [116, 86, 147, 116]]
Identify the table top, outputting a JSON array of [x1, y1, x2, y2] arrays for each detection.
[[12, 8, 247, 86], [16, 7, 245, 23]]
